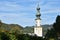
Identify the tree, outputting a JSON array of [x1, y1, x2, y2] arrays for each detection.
[[0, 32, 10, 40], [53, 15, 60, 33], [53, 15, 60, 40], [45, 29, 57, 40]]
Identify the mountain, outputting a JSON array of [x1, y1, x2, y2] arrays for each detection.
[[0, 21, 23, 34], [23, 26, 34, 33], [24, 25, 52, 35], [0, 20, 53, 35]]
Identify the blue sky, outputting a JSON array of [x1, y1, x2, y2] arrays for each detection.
[[0, 0, 60, 27]]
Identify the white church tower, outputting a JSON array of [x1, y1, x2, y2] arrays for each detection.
[[34, 3, 43, 37]]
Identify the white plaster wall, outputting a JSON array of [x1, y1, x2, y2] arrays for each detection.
[[34, 27, 43, 37], [36, 19, 41, 26]]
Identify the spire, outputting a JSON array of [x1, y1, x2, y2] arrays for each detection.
[[37, 2, 40, 10], [36, 3, 41, 19]]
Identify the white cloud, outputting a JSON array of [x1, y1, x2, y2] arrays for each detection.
[[41, 8, 60, 14], [0, 1, 36, 13], [40, 0, 60, 15]]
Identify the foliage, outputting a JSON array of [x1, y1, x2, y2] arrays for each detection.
[[45, 29, 57, 40], [23, 26, 34, 33], [0, 21, 23, 34], [45, 15, 60, 40], [53, 15, 60, 33], [0, 32, 10, 40], [0, 31, 44, 40], [15, 34, 44, 40]]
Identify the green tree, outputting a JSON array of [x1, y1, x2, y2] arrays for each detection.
[[0, 32, 10, 40], [8, 33, 17, 40], [53, 15, 60, 40], [45, 29, 57, 40], [53, 15, 60, 33], [45, 15, 60, 40]]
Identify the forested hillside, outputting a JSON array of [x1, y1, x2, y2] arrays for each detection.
[[0, 20, 23, 34], [24, 25, 52, 35], [0, 20, 52, 35]]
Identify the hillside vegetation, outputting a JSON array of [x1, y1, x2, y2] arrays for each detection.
[[0, 20, 52, 36], [0, 21, 23, 34]]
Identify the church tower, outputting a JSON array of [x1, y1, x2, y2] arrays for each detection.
[[34, 3, 43, 37]]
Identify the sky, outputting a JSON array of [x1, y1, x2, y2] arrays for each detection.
[[0, 0, 60, 27]]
